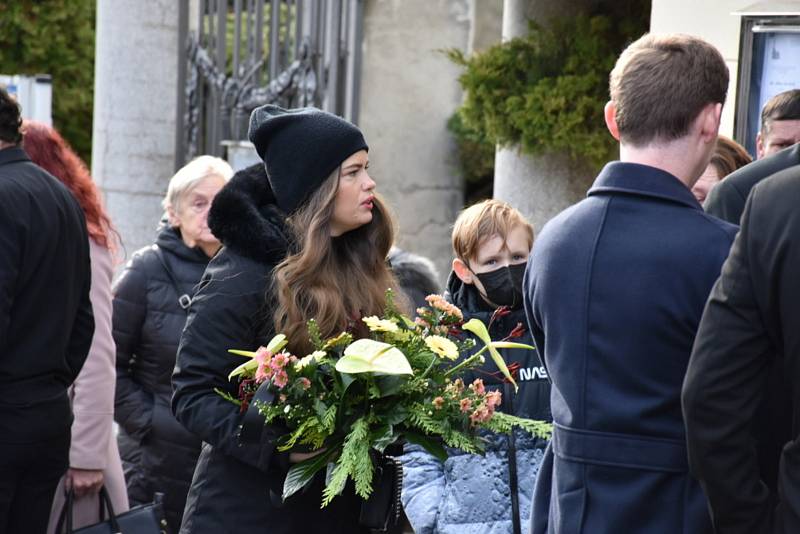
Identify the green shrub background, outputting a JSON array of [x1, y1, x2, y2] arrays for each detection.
[[0, 1, 95, 164], [448, 2, 651, 200]]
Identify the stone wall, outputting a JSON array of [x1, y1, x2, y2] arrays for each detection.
[[359, 0, 473, 286]]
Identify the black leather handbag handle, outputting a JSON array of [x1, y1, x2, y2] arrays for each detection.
[[97, 487, 123, 531], [55, 488, 74, 534], [55, 487, 122, 534]]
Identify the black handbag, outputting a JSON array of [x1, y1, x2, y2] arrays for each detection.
[[55, 487, 169, 534]]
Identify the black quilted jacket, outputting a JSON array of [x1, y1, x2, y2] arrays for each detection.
[[112, 224, 209, 532]]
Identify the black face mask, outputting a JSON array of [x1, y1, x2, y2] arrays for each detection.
[[474, 263, 526, 308]]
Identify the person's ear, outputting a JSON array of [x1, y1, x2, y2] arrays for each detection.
[[166, 205, 180, 228], [699, 102, 722, 143], [452, 258, 474, 285], [756, 131, 765, 159], [604, 101, 620, 141]]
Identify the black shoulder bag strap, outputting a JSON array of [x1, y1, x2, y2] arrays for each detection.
[[153, 246, 193, 311]]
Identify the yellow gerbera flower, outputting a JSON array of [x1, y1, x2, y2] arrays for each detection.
[[323, 332, 353, 350], [362, 316, 399, 333], [425, 335, 459, 360]]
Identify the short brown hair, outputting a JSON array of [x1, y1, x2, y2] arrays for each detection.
[[0, 86, 22, 145], [710, 135, 751, 178], [609, 34, 728, 146], [452, 199, 534, 263], [760, 89, 800, 135]]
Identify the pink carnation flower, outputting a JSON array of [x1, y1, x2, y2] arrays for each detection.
[[446, 378, 466, 398], [485, 390, 502, 409], [273, 370, 289, 389], [469, 378, 486, 396], [432, 396, 445, 409], [297, 377, 311, 390], [459, 398, 472, 413], [254, 346, 272, 365], [253, 347, 273, 383], [415, 317, 430, 328], [271, 352, 290, 370], [470, 405, 492, 425], [255, 364, 270, 383], [425, 294, 463, 320]]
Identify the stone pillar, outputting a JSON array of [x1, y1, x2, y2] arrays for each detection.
[[493, 0, 593, 233], [359, 0, 471, 284], [92, 0, 180, 263], [468, 0, 504, 54]]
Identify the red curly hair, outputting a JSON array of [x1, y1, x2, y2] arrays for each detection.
[[22, 121, 115, 251]]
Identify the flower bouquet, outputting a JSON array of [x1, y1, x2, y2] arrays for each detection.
[[218, 290, 551, 508]]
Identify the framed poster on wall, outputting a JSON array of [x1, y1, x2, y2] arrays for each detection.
[[735, 10, 800, 156]]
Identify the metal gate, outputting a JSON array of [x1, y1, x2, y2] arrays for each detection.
[[175, 0, 364, 167]]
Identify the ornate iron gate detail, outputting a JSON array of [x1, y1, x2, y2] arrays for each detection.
[[176, 0, 364, 166]]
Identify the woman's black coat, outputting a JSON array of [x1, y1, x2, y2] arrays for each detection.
[[112, 224, 209, 531], [171, 166, 369, 534]]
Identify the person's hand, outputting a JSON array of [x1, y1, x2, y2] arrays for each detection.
[[289, 448, 327, 463], [65, 468, 104, 498]]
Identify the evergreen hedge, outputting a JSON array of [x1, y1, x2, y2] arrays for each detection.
[[0, 1, 95, 163], [447, 4, 650, 196]]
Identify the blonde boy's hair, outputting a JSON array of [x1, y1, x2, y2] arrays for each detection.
[[451, 199, 534, 263]]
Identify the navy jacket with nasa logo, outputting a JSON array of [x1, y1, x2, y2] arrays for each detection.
[[401, 272, 552, 534], [524, 162, 738, 534]]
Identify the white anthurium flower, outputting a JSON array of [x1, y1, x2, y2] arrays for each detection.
[[266, 334, 289, 353], [335, 339, 413, 375]]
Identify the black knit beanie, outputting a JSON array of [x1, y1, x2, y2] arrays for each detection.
[[248, 105, 368, 214]]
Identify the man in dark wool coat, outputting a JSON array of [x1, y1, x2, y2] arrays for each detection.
[[0, 87, 94, 533], [702, 89, 800, 513], [523, 34, 738, 534], [683, 165, 800, 534]]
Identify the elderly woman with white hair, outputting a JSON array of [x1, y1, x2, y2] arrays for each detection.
[[112, 155, 232, 532]]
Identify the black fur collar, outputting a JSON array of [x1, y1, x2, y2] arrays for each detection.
[[208, 163, 292, 264]]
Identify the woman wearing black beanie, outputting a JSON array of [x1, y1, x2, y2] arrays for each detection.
[[172, 105, 401, 533]]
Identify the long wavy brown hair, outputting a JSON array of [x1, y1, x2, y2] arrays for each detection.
[[273, 169, 402, 355]]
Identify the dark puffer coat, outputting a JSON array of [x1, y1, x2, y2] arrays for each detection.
[[171, 165, 370, 534], [401, 273, 552, 534], [112, 224, 208, 532]]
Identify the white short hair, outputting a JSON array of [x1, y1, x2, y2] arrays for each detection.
[[162, 155, 233, 211]]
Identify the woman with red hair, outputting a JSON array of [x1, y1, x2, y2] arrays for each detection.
[[22, 121, 129, 532]]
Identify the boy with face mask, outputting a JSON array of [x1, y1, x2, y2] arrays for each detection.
[[401, 200, 552, 534]]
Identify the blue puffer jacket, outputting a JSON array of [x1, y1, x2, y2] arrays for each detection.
[[401, 273, 551, 534]]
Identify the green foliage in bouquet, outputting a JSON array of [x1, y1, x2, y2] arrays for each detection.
[[223, 290, 552, 507]]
